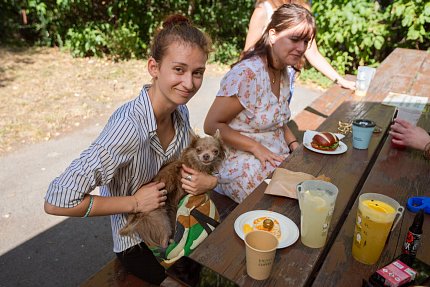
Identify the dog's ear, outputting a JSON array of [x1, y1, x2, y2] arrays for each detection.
[[188, 129, 200, 147], [214, 129, 222, 140], [214, 129, 227, 160]]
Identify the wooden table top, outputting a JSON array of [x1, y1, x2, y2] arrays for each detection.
[[162, 48, 430, 287], [313, 48, 430, 286]]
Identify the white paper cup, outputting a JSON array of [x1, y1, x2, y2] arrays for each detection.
[[245, 230, 278, 280]]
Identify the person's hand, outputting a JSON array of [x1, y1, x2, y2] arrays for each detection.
[[338, 78, 356, 90], [133, 181, 167, 214], [389, 118, 430, 151], [180, 164, 217, 195], [250, 142, 284, 167]]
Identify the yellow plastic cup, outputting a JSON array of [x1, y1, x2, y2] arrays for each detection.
[[352, 193, 404, 265]]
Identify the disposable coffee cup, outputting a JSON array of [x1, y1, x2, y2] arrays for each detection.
[[245, 230, 278, 280], [352, 119, 376, 149]]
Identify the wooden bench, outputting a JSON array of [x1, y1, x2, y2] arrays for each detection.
[[80, 191, 238, 287], [80, 257, 153, 287], [292, 74, 357, 131]]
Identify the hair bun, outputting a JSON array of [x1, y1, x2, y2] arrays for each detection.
[[163, 14, 191, 29]]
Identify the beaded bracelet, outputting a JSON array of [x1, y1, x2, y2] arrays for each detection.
[[288, 140, 298, 149], [424, 141, 430, 160], [83, 195, 94, 218]]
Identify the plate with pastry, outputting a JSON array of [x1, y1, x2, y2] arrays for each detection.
[[234, 210, 299, 249], [303, 130, 347, 155]]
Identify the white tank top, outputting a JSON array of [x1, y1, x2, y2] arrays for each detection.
[[263, 1, 274, 24]]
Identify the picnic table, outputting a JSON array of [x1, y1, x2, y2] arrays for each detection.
[[161, 48, 430, 286]]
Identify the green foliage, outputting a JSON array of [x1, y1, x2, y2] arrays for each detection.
[[1, 0, 429, 81], [64, 22, 146, 59], [386, 0, 430, 49], [0, 0, 253, 62], [191, 0, 254, 64], [299, 67, 333, 89], [65, 23, 108, 58], [312, 0, 430, 75], [107, 24, 147, 60], [312, 0, 389, 72]]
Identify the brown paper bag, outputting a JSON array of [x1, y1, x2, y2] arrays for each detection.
[[264, 168, 330, 199]]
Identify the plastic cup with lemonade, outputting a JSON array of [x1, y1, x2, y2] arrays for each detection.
[[352, 193, 404, 265], [296, 180, 339, 248]]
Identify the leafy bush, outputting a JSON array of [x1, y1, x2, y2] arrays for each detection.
[[386, 0, 430, 49], [1, 0, 429, 78], [312, 0, 430, 75], [107, 24, 147, 60], [312, 0, 389, 73], [0, 0, 253, 62], [65, 23, 108, 57]]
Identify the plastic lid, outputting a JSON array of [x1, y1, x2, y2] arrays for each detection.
[[353, 119, 376, 128]]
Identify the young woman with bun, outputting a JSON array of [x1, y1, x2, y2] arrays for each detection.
[[44, 15, 216, 284], [204, 4, 315, 203]]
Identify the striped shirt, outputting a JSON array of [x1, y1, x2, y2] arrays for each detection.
[[45, 85, 191, 252]]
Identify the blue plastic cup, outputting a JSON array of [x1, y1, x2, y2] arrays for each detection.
[[352, 119, 376, 149]]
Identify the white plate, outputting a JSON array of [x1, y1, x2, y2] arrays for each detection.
[[234, 210, 299, 249], [303, 130, 348, 155]]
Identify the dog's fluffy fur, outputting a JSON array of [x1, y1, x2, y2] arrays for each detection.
[[119, 130, 226, 248]]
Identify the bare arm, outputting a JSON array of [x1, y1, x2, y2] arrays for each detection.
[[244, 4, 267, 51], [204, 96, 284, 167], [44, 181, 167, 217], [305, 40, 356, 90]]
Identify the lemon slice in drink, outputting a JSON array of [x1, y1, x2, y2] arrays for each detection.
[[314, 196, 328, 211], [304, 191, 327, 211], [363, 200, 395, 214]]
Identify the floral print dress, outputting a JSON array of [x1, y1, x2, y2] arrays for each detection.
[[215, 56, 292, 203]]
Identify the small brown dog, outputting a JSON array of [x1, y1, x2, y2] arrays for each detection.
[[119, 130, 226, 247]]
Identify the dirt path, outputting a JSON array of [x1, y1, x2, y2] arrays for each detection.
[[0, 46, 228, 156]]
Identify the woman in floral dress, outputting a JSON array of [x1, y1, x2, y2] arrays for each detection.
[[204, 4, 316, 203]]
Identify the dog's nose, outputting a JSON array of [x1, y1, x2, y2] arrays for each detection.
[[203, 154, 210, 161]]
